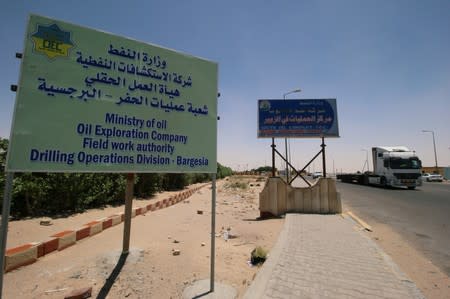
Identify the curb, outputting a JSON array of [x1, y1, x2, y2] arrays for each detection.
[[4, 184, 209, 273], [345, 211, 373, 232]]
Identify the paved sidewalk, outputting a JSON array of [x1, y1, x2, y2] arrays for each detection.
[[244, 214, 424, 299]]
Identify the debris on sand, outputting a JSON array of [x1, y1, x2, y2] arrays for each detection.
[[64, 286, 92, 299], [40, 220, 53, 226]]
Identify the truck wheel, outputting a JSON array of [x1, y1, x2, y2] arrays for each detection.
[[380, 177, 386, 187], [408, 186, 416, 190]]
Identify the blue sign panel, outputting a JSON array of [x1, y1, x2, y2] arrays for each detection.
[[258, 99, 339, 138]]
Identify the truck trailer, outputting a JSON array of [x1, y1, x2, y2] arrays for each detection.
[[337, 146, 422, 189]]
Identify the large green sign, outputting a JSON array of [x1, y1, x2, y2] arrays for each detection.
[[6, 14, 218, 173]]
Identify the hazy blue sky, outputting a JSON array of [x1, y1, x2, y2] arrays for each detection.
[[1, 1, 449, 172]]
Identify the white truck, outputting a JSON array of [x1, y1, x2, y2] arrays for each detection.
[[337, 146, 422, 189]]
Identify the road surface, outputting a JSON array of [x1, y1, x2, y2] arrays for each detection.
[[337, 181, 450, 277]]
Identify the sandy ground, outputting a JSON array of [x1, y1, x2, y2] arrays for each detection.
[[4, 176, 450, 298], [3, 176, 284, 299]]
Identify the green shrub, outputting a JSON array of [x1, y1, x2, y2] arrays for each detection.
[[251, 246, 268, 265], [228, 181, 248, 190]]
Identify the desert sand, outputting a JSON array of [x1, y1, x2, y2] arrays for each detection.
[[3, 175, 283, 298]]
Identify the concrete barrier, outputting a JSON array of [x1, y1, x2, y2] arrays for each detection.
[[5, 243, 39, 272], [109, 214, 122, 226], [76, 226, 91, 241], [259, 177, 342, 217], [42, 237, 59, 255], [84, 220, 103, 236], [51, 230, 76, 250], [102, 218, 113, 230]]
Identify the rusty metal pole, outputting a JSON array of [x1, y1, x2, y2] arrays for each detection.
[[321, 137, 326, 178], [122, 173, 134, 254], [271, 138, 276, 177]]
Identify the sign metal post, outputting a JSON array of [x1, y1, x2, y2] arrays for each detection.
[[122, 173, 135, 254], [210, 173, 216, 292], [0, 173, 14, 299]]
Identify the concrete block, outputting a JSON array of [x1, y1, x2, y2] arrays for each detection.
[[268, 179, 278, 216], [135, 207, 142, 216], [51, 230, 76, 250], [84, 221, 103, 236], [320, 179, 329, 213], [36, 242, 45, 258], [43, 237, 59, 255], [295, 190, 304, 212], [336, 192, 342, 213], [110, 214, 122, 226], [259, 186, 269, 212], [278, 180, 287, 215], [286, 188, 296, 212], [303, 188, 312, 213], [112, 213, 125, 222], [328, 179, 338, 213], [311, 186, 320, 213], [102, 218, 113, 230], [76, 226, 91, 241], [5, 243, 38, 272]]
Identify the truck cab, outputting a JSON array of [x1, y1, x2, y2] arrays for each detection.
[[370, 146, 422, 189]]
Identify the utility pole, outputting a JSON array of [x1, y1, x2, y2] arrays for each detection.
[[283, 88, 301, 183], [422, 130, 439, 173]]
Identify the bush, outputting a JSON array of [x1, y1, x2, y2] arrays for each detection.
[[217, 163, 232, 179], [11, 173, 126, 216], [226, 181, 248, 190], [135, 173, 162, 197], [251, 246, 268, 265], [0, 138, 8, 203]]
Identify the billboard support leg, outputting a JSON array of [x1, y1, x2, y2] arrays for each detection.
[[321, 137, 326, 178], [271, 138, 276, 177], [122, 173, 134, 254], [0, 172, 14, 299]]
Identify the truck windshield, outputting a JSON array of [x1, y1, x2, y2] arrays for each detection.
[[388, 157, 421, 169]]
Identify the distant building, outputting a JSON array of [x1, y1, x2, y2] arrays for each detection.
[[445, 167, 450, 180]]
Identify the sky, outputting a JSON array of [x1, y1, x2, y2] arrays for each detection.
[[1, 0, 449, 173]]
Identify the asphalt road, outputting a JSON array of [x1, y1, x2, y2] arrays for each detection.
[[337, 180, 450, 277]]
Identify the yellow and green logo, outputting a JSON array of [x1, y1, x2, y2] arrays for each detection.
[[31, 23, 74, 59]]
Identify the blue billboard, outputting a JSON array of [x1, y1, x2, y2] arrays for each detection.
[[258, 99, 339, 138]]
